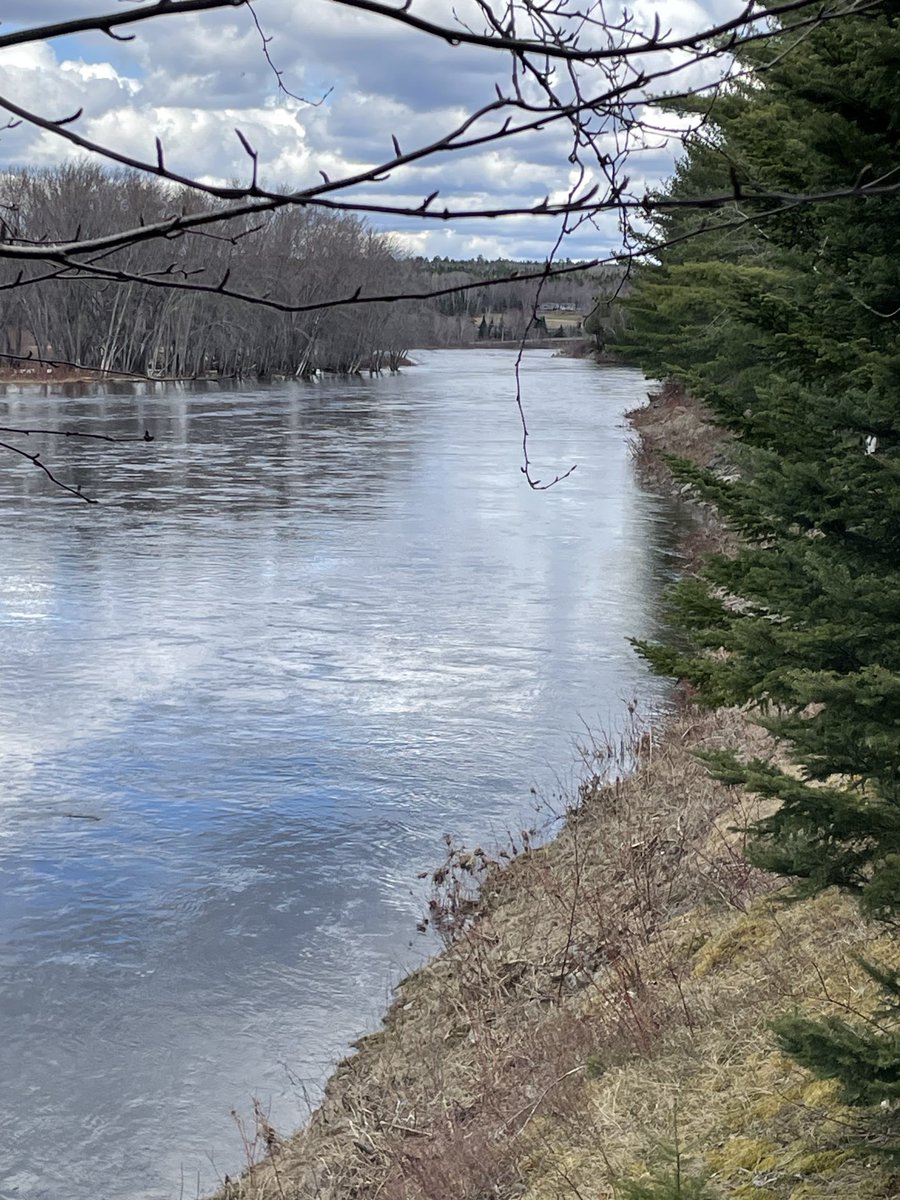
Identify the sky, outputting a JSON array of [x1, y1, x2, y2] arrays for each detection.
[[0, 0, 747, 260]]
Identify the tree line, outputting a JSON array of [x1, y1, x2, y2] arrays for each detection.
[[621, 0, 899, 1128], [407, 255, 621, 339], [0, 166, 621, 378], [0, 165, 430, 378]]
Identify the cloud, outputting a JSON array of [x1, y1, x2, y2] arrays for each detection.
[[0, 0, 747, 259]]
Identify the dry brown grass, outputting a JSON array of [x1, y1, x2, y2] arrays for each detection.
[[626, 383, 735, 565], [625, 382, 727, 478], [0, 365, 132, 384], [209, 698, 896, 1200]]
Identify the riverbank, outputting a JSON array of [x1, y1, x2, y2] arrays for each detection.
[[0, 346, 593, 386], [436, 336, 588, 351], [209, 386, 897, 1200], [0, 363, 190, 386]]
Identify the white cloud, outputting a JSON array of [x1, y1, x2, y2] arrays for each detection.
[[0, 0, 748, 258], [61, 58, 141, 93]]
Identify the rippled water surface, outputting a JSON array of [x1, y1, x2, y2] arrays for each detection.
[[0, 350, 677, 1200]]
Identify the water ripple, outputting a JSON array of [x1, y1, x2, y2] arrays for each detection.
[[0, 350, 679, 1200]]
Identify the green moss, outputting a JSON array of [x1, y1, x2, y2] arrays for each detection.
[[706, 1136, 779, 1174], [793, 1149, 852, 1174], [801, 1079, 841, 1108], [691, 912, 775, 978], [746, 1091, 786, 1120]]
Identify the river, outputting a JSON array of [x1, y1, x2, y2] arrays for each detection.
[[0, 350, 678, 1200]]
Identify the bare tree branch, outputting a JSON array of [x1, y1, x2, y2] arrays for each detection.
[[0, 0, 249, 51], [0, 0, 891, 500], [0, 438, 97, 503]]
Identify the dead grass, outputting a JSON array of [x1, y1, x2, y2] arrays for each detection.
[[625, 382, 727, 478], [0, 365, 133, 384], [207, 699, 896, 1200], [626, 382, 736, 565]]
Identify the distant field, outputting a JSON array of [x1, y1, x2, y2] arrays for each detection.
[[477, 310, 585, 332], [541, 311, 584, 330]]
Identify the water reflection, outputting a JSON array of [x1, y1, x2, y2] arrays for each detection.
[[0, 351, 679, 1200]]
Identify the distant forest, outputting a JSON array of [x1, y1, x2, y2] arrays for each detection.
[[407, 255, 622, 346], [0, 166, 624, 378]]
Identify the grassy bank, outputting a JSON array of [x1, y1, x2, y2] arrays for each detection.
[[213, 389, 897, 1200]]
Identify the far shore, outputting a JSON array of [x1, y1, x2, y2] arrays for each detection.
[[0, 343, 608, 388], [0, 365, 193, 387]]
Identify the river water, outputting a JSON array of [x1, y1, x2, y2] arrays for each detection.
[[0, 350, 677, 1200]]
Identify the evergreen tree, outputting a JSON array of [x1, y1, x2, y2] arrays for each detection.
[[772, 959, 900, 1108], [621, 0, 900, 1115]]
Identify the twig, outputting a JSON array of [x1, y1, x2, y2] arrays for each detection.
[[504, 1065, 587, 1136], [0, 438, 96, 503]]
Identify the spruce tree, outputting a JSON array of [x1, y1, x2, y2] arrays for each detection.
[[621, 0, 900, 1115]]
